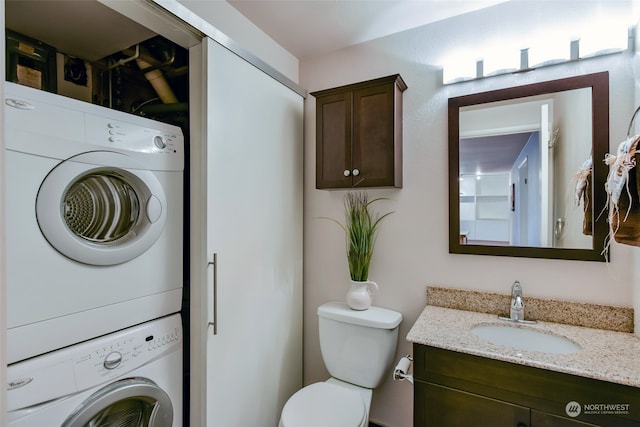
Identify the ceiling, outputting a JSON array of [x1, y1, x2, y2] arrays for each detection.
[[460, 133, 533, 175], [5, 0, 509, 63], [227, 0, 509, 60]]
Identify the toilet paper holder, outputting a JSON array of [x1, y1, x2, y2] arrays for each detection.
[[393, 354, 413, 384]]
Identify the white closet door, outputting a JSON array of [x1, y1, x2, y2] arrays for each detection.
[[194, 37, 303, 426]]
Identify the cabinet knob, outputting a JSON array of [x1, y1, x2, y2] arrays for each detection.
[[352, 169, 360, 176], [343, 169, 351, 177]]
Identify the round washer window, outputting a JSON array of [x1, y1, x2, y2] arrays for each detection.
[[83, 398, 152, 427], [64, 172, 141, 244], [62, 377, 173, 427]]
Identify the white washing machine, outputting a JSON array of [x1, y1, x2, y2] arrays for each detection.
[[7, 313, 183, 427], [5, 82, 184, 363]]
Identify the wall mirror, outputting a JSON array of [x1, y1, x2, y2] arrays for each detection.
[[448, 72, 609, 261]]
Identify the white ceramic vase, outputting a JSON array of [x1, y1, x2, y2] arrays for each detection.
[[346, 280, 379, 310]]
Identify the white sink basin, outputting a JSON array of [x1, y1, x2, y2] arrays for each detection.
[[471, 323, 582, 354]]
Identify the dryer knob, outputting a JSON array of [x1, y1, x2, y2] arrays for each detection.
[[154, 135, 167, 149], [104, 351, 123, 370]]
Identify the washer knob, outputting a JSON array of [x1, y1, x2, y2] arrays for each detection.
[[104, 351, 123, 370]]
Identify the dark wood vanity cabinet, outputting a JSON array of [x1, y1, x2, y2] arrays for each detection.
[[311, 74, 406, 189], [414, 345, 640, 427]]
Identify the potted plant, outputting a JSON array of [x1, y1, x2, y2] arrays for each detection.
[[327, 192, 393, 310]]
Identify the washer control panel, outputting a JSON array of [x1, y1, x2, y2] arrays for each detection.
[[73, 316, 182, 389], [6, 314, 182, 412], [72, 314, 181, 391]]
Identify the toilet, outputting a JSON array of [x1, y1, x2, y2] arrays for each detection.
[[280, 301, 403, 427]]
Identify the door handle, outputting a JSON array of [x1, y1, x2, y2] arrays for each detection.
[[207, 253, 218, 335]]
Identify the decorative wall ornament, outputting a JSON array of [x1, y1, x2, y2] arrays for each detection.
[[603, 106, 640, 250], [572, 156, 593, 236]]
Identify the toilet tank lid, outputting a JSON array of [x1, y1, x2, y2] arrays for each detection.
[[318, 302, 402, 329]]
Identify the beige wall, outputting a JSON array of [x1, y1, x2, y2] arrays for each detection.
[[300, 1, 639, 426]]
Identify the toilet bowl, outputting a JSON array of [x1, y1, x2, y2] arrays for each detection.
[[280, 302, 402, 427], [280, 379, 370, 427]]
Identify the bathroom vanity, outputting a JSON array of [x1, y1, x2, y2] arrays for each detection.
[[408, 305, 640, 427]]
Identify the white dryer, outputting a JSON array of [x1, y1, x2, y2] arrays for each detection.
[[7, 314, 183, 427], [5, 82, 184, 363]]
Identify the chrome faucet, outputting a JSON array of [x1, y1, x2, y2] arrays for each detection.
[[499, 281, 536, 324], [509, 281, 524, 321]]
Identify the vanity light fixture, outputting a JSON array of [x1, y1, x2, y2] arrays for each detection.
[[579, 28, 631, 58], [442, 26, 634, 85], [482, 51, 517, 77], [442, 53, 479, 84]]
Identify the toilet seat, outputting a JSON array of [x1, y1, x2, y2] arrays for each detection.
[[280, 382, 366, 427]]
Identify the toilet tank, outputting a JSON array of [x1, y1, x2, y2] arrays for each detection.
[[317, 302, 402, 389]]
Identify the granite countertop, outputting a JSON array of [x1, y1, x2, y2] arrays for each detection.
[[407, 305, 640, 388]]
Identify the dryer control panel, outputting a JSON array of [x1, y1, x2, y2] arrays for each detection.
[[5, 81, 184, 172], [6, 314, 182, 412], [85, 113, 181, 155], [85, 113, 184, 172]]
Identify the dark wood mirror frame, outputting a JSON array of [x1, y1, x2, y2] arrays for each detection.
[[448, 72, 609, 261]]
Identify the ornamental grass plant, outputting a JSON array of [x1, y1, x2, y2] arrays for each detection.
[[329, 192, 393, 281]]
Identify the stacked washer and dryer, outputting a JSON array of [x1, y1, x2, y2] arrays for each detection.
[[5, 82, 185, 426]]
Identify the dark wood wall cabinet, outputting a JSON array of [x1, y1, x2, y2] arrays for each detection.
[[311, 74, 407, 189], [414, 345, 640, 427]]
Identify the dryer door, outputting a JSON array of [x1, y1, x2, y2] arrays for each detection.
[[62, 377, 173, 427], [36, 151, 167, 265]]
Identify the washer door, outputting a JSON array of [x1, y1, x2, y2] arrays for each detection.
[[36, 151, 167, 265], [62, 377, 173, 427]]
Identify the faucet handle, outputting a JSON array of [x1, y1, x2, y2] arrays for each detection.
[[510, 293, 525, 320], [500, 280, 536, 323], [512, 295, 524, 310]]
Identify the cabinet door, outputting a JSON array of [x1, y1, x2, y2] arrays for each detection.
[[532, 410, 601, 427], [316, 91, 353, 188], [353, 83, 400, 187], [416, 382, 530, 427], [191, 37, 303, 426]]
